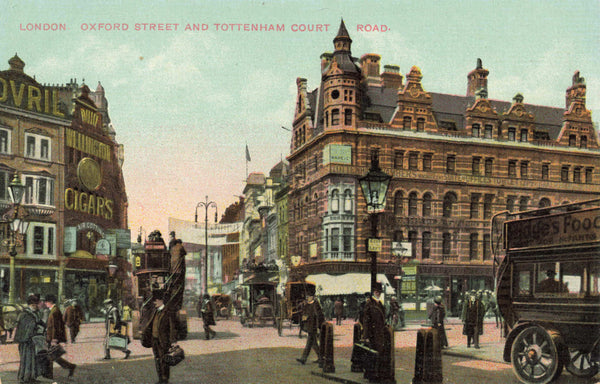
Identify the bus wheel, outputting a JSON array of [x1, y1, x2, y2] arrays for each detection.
[[511, 326, 562, 384], [566, 347, 599, 378]]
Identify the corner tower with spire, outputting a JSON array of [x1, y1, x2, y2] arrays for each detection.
[[320, 19, 362, 131]]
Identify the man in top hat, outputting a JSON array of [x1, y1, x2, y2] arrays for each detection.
[[362, 282, 391, 382], [142, 290, 178, 384], [44, 294, 76, 378], [103, 298, 131, 360]]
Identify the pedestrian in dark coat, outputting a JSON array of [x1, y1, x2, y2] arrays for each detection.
[[63, 300, 84, 343], [44, 294, 76, 379], [296, 293, 325, 365], [461, 291, 484, 348], [334, 297, 344, 326], [362, 283, 391, 382], [142, 290, 178, 384], [14, 294, 43, 383], [200, 294, 216, 339], [429, 295, 448, 348]]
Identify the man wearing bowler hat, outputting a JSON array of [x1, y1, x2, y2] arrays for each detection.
[[142, 289, 178, 384]]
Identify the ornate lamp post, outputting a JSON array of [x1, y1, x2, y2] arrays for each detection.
[[7, 173, 28, 304], [359, 153, 391, 294], [195, 196, 217, 296]]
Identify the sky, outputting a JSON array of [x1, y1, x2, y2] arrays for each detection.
[[1, 0, 599, 239]]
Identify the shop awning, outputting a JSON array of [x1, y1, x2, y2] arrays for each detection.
[[305, 273, 395, 296]]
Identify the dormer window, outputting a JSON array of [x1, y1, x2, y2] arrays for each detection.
[[472, 124, 480, 138], [520, 129, 528, 142], [508, 127, 516, 141], [403, 116, 411, 130]]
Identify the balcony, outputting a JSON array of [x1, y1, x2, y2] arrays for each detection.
[[322, 251, 355, 261], [23, 204, 55, 216]]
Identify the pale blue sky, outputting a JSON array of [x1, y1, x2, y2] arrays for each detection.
[[2, 0, 598, 236]]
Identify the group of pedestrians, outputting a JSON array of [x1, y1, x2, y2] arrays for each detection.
[[15, 294, 77, 383]]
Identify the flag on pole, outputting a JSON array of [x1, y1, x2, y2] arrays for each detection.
[[245, 144, 251, 162]]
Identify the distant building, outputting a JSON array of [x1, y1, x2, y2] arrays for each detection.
[[286, 21, 600, 314]]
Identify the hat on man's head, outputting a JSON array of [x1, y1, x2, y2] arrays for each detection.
[[546, 269, 556, 277], [44, 294, 57, 304], [27, 294, 40, 305], [373, 282, 383, 292], [434, 295, 443, 304], [103, 298, 113, 305]]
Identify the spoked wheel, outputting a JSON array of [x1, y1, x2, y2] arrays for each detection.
[[510, 326, 563, 384], [566, 347, 599, 378]]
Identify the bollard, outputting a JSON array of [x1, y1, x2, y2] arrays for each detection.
[[350, 322, 364, 372], [321, 322, 335, 373], [381, 324, 395, 383], [412, 328, 443, 384]]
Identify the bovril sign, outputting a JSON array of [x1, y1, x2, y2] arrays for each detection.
[[0, 76, 65, 117], [506, 208, 600, 249]]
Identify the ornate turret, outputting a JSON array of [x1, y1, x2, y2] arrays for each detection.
[[8, 54, 25, 73]]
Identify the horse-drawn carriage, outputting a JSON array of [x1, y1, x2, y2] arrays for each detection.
[[212, 294, 232, 319], [493, 199, 600, 384], [239, 281, 278, 327], [277, 281, 316, 336]]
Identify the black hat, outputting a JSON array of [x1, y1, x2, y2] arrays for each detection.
[[373, 282, 383, 292], [44, 294, 57, 304], [27, 294, 40, 305]]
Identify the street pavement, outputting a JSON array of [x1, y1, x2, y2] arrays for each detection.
[[0, 316, 597, 384]]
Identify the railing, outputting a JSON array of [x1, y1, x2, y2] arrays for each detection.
[[322, 252, 355, 261]]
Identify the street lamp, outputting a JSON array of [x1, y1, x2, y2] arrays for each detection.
[[359, 153, 391, 294], [195, 196, 217, 296], [7, 173, 28, 304]]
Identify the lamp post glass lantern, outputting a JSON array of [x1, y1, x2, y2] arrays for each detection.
[[195, 196, 217, 296], [7, 173, 28, 304], [359, 155, 391, 294]]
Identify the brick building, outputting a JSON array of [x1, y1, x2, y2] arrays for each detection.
[[287, 21, 600, 314]]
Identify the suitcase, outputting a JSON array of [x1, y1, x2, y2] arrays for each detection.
[[108, 334, 129, 351], [163, 345, 185, 366]]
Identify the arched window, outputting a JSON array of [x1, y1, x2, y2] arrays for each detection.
[[408, 192, 418, 216], [422, 193, 432, 216], [343, 189, 353, 212], [393, 191, 404, 216], [519, 196, 529, 212], [331, 189, 339, 213], [539, 198, 551, 208], [443, 192, 457, 217], [506, 197, 516, 213]]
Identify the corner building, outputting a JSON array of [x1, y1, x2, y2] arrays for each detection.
[[287, 21, 600, 315]]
